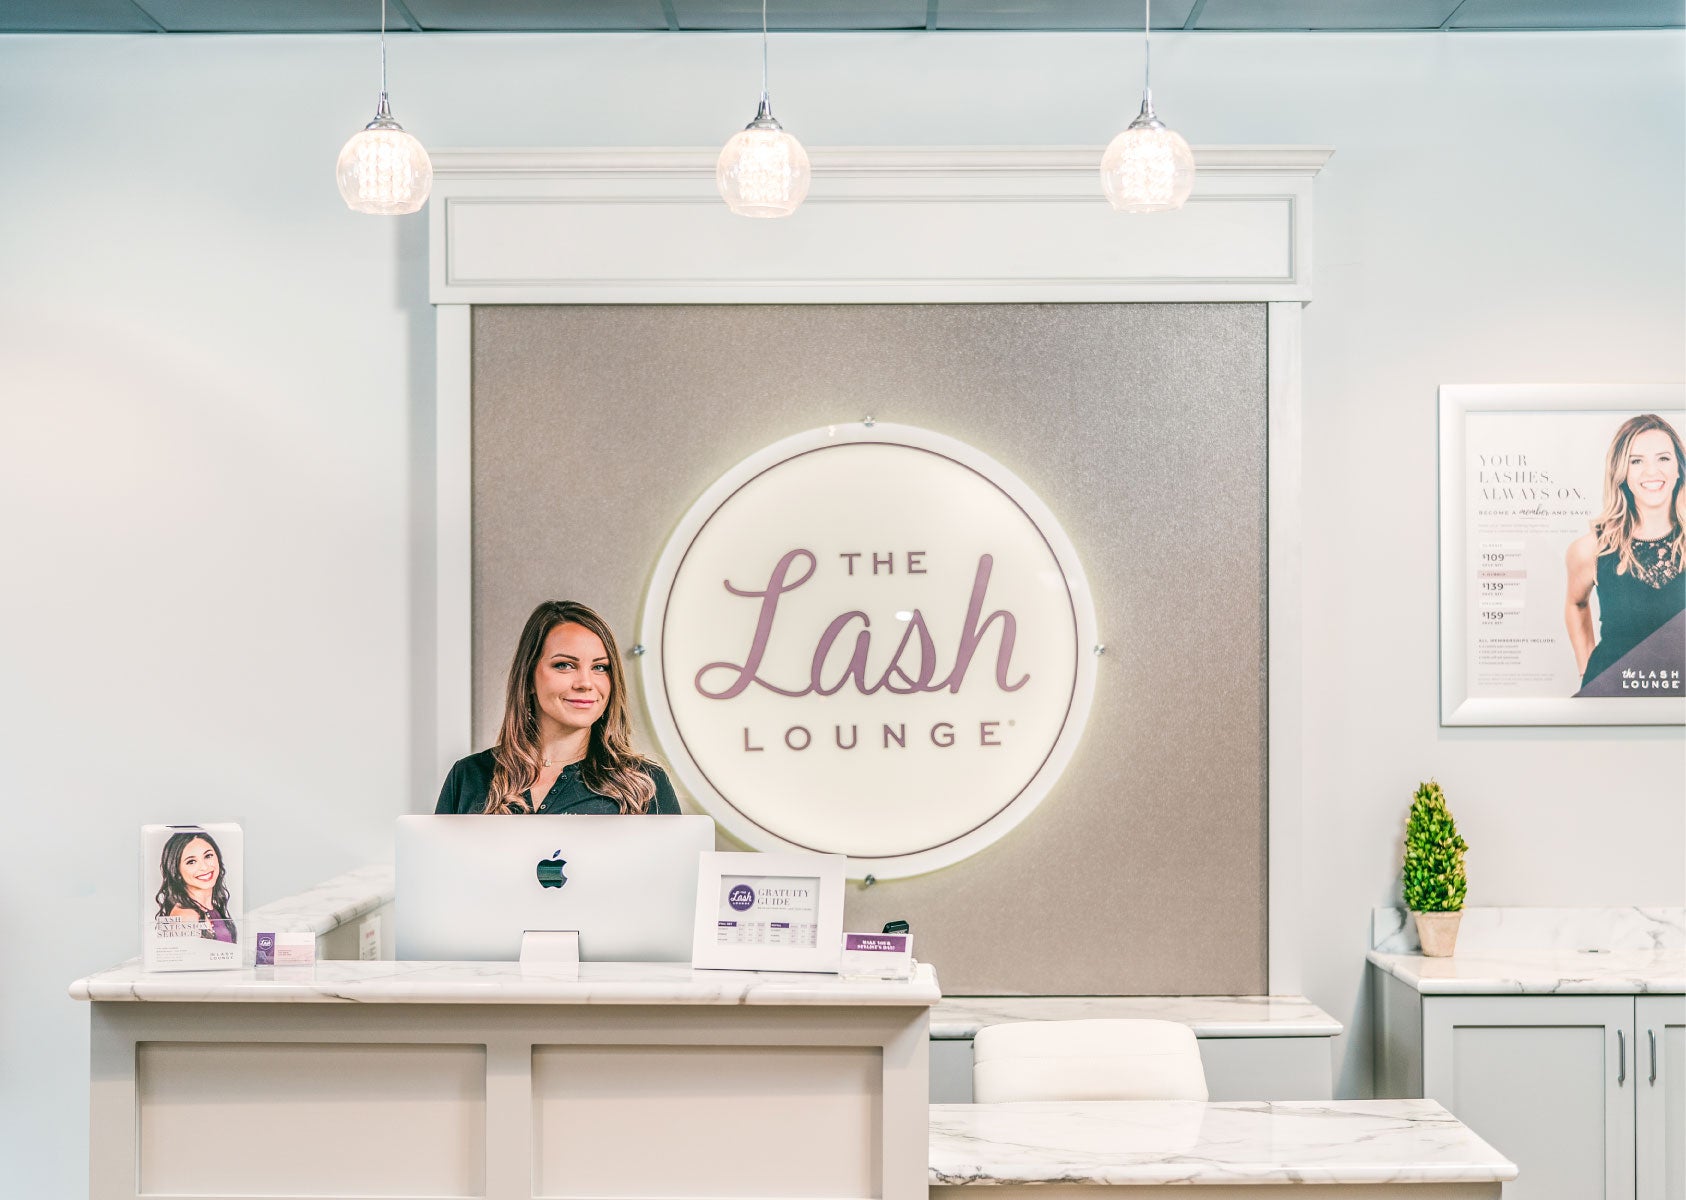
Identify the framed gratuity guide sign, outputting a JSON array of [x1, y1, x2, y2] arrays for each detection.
[[692, 851, 845, 972], [1440, 384, 1686, 726]]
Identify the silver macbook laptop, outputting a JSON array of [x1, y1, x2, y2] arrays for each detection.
[[395, 814, 715, 962]]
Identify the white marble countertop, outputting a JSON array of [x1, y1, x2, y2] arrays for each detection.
[[244, 862, 393, 936], [932, 995, 1341, 1039], [927, 1099, 1517, 1186], [1368, 948, 1685, 995], [69, 958, 941, 1006]]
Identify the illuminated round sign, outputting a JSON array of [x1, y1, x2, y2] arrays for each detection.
[[640, 423, 1097, 879]]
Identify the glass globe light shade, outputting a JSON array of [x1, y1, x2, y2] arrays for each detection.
[[337, 99, 432, 216], [716, 98, 810, 219], [1100, 97, 1195, 214]]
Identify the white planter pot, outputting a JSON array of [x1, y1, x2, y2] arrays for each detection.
[[1413, 910, 1463, 957]]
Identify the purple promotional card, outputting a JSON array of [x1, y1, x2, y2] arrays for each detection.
[[843, 933, 910, 953], [839, 931, 914, 979]]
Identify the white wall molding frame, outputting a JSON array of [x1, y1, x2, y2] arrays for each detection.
[[427, 146, 1330, 306], [427, 145, 1329, 993]]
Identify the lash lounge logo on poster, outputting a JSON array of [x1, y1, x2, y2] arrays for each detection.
[[640, 423, 1098, 879]]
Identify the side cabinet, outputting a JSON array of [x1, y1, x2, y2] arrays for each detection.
[[1637, 994, 1686, 1200], [1391, 986, 1686, 1200], [1421, 994, 1635, 1200]]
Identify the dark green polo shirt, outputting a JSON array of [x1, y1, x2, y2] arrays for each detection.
[[434, 749, 680, 815]]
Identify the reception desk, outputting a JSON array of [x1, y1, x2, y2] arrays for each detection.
[[73, 869, 1517, 1199], [73, 958, 937, 1200]]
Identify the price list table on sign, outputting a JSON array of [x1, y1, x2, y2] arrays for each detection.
[[716, 875, 820, 948], [1474, 542, 1525, 626]]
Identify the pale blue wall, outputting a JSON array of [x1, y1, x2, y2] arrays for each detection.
[[1, 29, 1681, 1198]]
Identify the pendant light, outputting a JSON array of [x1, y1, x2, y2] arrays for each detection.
[[716, 0, 810, 219], [336, 0, 432, 215], [1100, 0, 1195, 213]]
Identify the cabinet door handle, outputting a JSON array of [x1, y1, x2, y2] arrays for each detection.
[[1650, 1029, 1658, 1086], [1618, 1030, 1626, 1086]]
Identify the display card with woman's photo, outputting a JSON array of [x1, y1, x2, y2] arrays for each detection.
[[141, 824, 243, 971], [1441, 385, 1686, 726]]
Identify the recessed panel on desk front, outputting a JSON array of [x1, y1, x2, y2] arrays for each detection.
[[136, 1041, 486, 1196], [532, 1043, 883, 1197]]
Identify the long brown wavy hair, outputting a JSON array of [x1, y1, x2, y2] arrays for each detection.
[[486, 600, 659, 814], [1592, 413, 1685, 579]]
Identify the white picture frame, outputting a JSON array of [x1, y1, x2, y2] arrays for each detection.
[[1440, 384, 1686, 726], [691, 851, 846, 973]]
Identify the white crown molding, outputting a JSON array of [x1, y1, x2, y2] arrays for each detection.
[[427, 145, 1329, 306], [431, 145, 1334, 178]]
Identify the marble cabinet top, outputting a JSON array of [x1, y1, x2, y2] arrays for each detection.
[[928, 1099, 1517, 1186], [1372, 905, 1684, 955], [70, 958, 941, 1006], [931, 994, 1341, 1039], [1368, 948, 1685, 994], [244, 863, 394, 936]]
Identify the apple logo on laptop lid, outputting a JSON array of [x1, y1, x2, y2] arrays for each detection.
[[535, 851, 568, 889]]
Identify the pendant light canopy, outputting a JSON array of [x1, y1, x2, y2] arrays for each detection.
[[1100, 0, 1195, 213], [717, 0, 809, 218], [337, 0, 432, 216]]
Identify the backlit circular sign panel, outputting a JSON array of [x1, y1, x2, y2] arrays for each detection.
[[640, 423, 1097, 879]]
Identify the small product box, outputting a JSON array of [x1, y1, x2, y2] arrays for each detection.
[[838, 931, 914, 980], [141, 824, 243, 972], [254, 931, 316, 967]]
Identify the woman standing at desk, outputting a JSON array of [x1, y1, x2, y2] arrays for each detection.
[[436, 600, 680, 815]]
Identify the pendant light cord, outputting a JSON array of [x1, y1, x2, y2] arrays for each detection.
[[1144, 0, 1152, 97], [379, 0, 389, 98], [761, 0, 770, 102]]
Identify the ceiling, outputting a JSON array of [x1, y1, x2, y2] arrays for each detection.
[[2, 0, 1680, 34]]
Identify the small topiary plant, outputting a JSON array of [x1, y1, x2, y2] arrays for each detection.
[[1403, 780, 1468, 913]]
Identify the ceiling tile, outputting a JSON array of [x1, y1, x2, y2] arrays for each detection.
[[1449, 0, 1683, 29], [136, 1, 395, 32], [0, 0, 158, 32], [402, 0, 670, 31], [1196, 0, 1461, 29], [935, 1, 1197, 30], [672, 1, 927, 29]]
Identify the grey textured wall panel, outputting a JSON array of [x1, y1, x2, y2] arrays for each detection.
[[471, 303, 1267, 995]]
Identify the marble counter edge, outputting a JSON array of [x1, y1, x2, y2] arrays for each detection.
[[926, 1100, 1518, 1187], [70, 959, 942, 1006], [1367, 949, 1686, 995], [930, 995, 1342, 1039]]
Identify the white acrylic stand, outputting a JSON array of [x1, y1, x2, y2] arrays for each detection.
[[519, 930, 580, 969]]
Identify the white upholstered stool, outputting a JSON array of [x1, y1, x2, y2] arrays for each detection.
[[972, 1018, 1210, 1102]]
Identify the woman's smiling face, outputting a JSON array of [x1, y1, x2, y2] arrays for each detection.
[[179, 837, 219, 892], [531, 622, 611, 736], [1626, 428, 1680, 513]]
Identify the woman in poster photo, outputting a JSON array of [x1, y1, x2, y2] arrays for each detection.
[[154, 829, 237, 942], [435, 600, 680, 815], [1564, 413, 1686, 694]]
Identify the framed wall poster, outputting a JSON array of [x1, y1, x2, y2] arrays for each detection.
[[1440, 384, 1686, 726], [691, 851, 846, 973]]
